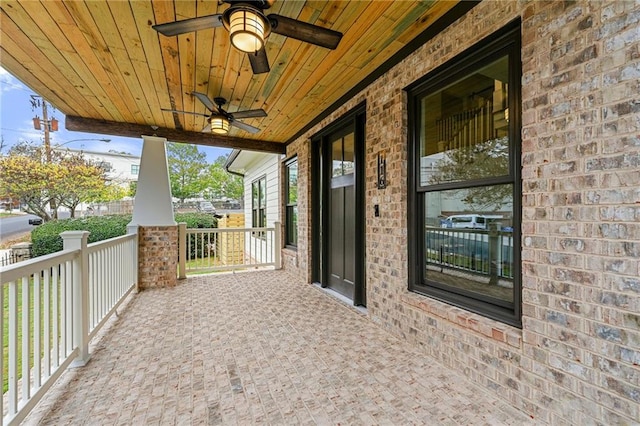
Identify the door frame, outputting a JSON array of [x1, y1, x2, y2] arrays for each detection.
[[311, 103, 366, 306]]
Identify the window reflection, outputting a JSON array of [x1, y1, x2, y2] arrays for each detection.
[[424, 184, 514, 303], [420, 56, 510, 186]]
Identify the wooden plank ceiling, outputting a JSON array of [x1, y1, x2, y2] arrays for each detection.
[[0, 0, 463, 153]]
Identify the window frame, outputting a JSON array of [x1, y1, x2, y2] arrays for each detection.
[[131, 164, 139, 175], [406, 21, 522, 327], [251, 175, 267, 232], [284, 157, 298, 248]]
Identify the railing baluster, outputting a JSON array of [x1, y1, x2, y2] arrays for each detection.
[[53, 266, 59, 368], [44, 268, 51, 376], [21, 276, 31, 401], [66, 261, 74, 356], [9, 279, 18, 416], [34, 271, 42, 388]]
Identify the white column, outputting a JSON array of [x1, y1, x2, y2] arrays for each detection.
[[129, 135, 176, 227]]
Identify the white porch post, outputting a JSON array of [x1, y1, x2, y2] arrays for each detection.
[[61, 230, 90, 367], [129, 135, 175, 227], [128, 136, 179, 289]]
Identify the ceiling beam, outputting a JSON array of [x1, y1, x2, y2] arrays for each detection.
[[65, 115, 286, 154]]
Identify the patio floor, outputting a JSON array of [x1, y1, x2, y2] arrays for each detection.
[[24, 270, 534, 425]]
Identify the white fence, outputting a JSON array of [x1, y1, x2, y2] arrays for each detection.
[[178, 222, 281, 276], [0, 231, 137, 425]]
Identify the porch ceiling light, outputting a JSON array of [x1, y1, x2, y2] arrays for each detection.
[[209, 115, 230, 135], [228, 7, 266, 53]]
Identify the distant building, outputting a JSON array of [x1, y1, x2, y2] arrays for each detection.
[[54, 148, 140, 188]]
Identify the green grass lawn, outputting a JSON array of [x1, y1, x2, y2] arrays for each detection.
[[2, 277, 59, 394]]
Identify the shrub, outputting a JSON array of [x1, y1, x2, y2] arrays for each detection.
[[31, 213, 217, 257]]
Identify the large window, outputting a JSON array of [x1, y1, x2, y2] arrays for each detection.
[[252, 176, 266, 229], [407, 23, 522, 326], [285, 157, 298, 247]]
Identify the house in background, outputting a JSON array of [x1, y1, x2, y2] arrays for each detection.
[[54, 147, 140, 189]]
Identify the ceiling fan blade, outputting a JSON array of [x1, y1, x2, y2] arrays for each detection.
[[161, 108, 209, 117], [191, 92, 216, 112], [248, 48, 270, 74], [201, 123, 212, 133], [268, 14, 342, 49], [231, 109, 268, 119], [153, 14, 223, 37], [230, 119, 260, 134]]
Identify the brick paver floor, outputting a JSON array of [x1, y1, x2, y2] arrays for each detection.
[[25, 270, 535, 425]]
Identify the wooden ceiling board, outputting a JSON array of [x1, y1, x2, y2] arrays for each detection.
[[0, 0, 470, 149], [129, 1, 176, 129], [52, 1, 140, 123], [175, 0, 197, 131], [0, 1, 103, 118], [84, 1, 156, 125], [254, 0, 343, 137], [152, 0, 186, 130], [107, 2, 166, 127]]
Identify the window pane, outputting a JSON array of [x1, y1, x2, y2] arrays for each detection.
[[286, 205, 298, 246], [292, 206, 298, 243], [424, 184, 514, 303], [343, 132, 355, 175], [419, 56, 510, 186], [332, 139, 343, 177], [252, 182, 259, 207], [288, 161, 298, 205], [259, 178, 266, 208]]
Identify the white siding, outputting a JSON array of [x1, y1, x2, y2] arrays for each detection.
[[241, 153, 281, 228], [237, 152, 281, 264]]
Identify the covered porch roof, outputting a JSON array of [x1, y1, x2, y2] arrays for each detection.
[[0, 1, 476, 154]]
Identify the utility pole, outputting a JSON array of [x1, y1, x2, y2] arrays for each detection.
[[32, 95, 59, 219]]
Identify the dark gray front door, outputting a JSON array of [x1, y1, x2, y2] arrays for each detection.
[[327, 128, 356, 298]]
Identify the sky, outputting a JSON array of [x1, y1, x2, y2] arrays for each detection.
[[0, 67, 230, 162]]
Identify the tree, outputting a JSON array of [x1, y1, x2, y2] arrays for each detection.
[[56, 151, 113, 217], [0, 142, 110, 220], [430, 137, 510, 211], [203, 155, 243, 201], [166, 143, 208, 202]]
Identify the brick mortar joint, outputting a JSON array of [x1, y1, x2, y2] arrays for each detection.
[[400, 293, 522, 349]]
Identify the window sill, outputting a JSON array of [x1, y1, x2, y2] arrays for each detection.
[[401, 292, 522, 349]]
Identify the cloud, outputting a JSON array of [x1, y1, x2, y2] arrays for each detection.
[[0, 67, 27, 93]]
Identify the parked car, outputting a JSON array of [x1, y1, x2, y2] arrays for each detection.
[[440, 214, 503, 230], [28, 217, 43, 225], [196, 201, 217, 214]]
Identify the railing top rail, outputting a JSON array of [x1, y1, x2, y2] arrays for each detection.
[[0, 248, 79, 284], [87, 233, 136, 254], [186, 227, 274, 233]]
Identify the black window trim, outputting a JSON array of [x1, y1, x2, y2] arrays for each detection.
[[406, 20, 523, 328]]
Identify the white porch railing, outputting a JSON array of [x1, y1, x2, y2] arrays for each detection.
[[178, 222, 281, 277], [0, 231, 138, 426]]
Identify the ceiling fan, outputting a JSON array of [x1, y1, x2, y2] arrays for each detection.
[[162, 92, 267, 134], [152, 0, 343, 74]]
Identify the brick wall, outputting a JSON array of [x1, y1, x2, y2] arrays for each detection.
[[285, 1, 639, 423], [138, 225, 178, 289]]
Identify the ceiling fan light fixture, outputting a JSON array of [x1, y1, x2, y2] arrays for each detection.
[[229, 8, 265, 53], [209, 115, 230, 134]]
